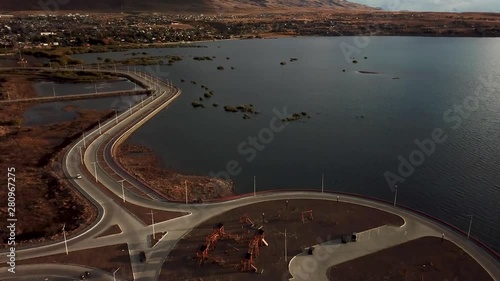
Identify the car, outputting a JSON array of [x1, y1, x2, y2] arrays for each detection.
[[139, 251, 146, 262], [76, 174, 82, 179], [351, 233, 357, 242], [341, 236, 348, 244]]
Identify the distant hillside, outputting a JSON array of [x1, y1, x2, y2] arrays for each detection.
[[0, 0, 373, 12]]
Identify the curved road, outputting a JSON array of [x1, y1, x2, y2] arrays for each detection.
[[0, 67, 498, 281]]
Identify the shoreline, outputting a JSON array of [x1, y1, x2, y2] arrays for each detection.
[[116, 144, 236, 202]]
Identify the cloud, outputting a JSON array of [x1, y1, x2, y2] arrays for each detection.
[[350, 0, 500, 12]]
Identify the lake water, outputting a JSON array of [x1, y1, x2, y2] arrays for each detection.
[[24, 94, 146, 126], [33, 79, 141, 97], [24, 79, 144, 126], [73, 37, 500, 252]]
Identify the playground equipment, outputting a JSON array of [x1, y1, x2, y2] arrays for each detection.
[[240, 252, 257, 272], [256, 228, 268, 247], [205, 231, 220, 250], [301, 210, 314, 223], [196, 244, 225, 266], [240, 213, 254, 227], [194, 223, 241, 267], [215, 223, 241, 241], [240, 228, 269, 272]]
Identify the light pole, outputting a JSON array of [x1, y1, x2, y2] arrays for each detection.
[[321, 173, 324, 193], [52, 85, 56, 97], [82, 132, 86, 148], [253, 176, 256, 196], [185, 180, 188, 204], [284, 228, 287, 262], [92, 161, 98, 182], [149, 210, 156, 239], [113, 267, 121, 281], [118, 179, 126, 203], [467, 214, 473, 239], [393, 184, 398, 207], [62, 224, 68, 255], [79, 146, 83, 164]]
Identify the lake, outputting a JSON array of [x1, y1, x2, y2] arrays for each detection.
[[73, 37, 500, 252]]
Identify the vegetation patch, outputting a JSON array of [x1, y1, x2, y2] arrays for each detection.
[[282, 112, 310, 122], [193, 56, 213, 61], [191, 101, 205, 108]]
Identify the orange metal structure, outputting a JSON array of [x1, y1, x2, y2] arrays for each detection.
[[215, 223, 241, 241], [240, 252, 257, 272], [240, 213, 254, 227]]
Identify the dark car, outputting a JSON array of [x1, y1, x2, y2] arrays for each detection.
[[139, 251, 146, 262], [351, 233, 357, 242], [341, 236, 348, 244]]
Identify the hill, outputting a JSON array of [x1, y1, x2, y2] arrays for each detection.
[[0, 0, 373, 13]]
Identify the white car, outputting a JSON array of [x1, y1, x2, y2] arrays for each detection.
[[76, 174, 82, 179]]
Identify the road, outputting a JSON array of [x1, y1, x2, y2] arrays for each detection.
[[0, 67, 498, 281]]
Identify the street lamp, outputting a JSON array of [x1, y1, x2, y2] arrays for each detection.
[[185, 180, 188, 204], [62, 224, 68, 255], [79, 146, 83, 165], [118, 179, 126, 203], [92, 161, 98, 183], [253, 176, 256, 196], [113, 267, 121, 281], [393, 184, 398, 207], [321, 173, 324, 193], [284, 228, 287, 262], [148, 210, 156, 239], [467, 214, 473, 239], [82, 132, 86, 148]]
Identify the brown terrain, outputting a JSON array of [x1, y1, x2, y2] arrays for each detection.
[[0, 0, 372, 13], [0, 74, 103, 247], [117, 144, 235, 202], [328, 236, 494, 281], [159, 199, 404, 281], [0, 72, 185, 248], [18, 243, 133, 280]]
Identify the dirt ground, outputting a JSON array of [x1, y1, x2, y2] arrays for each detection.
[[16, 243, 133, 281], [0, 75, 102, 246], [117, 144, 235, 202], [328, 236, 493, 281], [159, 199, 404, 281], [0, 73, 186, 246]]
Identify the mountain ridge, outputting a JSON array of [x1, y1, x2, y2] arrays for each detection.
[[0, 0, 374, 12]]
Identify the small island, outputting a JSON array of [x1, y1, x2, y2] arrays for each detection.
[[282, 112, 310, 122], [191, 101, 205, 108]]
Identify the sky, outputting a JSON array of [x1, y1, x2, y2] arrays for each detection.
[[348, 0, 500, 12]]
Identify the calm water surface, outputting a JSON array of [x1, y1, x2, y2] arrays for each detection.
[[75, 37, 500, 252]]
